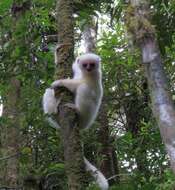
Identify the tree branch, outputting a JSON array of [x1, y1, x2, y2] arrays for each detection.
[[55, 0, 87, 189], [125, 0, 175, 173]]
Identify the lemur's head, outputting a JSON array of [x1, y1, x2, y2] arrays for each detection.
[[76, 53, 101, 74]]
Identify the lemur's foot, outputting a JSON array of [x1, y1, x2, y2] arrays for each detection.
[[64, 103, 79, 114], [51, 80, 63, 88]]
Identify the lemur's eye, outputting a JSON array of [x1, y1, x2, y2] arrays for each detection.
[[83, 63, 87, 68], [90, 63, 95, 67]]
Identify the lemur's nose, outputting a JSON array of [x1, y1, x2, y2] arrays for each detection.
[[86, 64, 92, 71]]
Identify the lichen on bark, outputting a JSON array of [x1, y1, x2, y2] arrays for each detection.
[[55, 0, 87, 189], [125, 0, 175, 174], [125, 2, 155, 44]]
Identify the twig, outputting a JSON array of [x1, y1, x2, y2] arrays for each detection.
[[0, 186, 22, 190], [0, 153, 20, 161], [107, 173, 132, 180]]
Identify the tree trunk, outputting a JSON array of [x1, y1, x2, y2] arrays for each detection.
[[82, 20, 97, 53], [55, 0, 87, 189], [125, 0, 175, 173], [124, 92, 150, 178], [0, 78, 21, 187], [98, 102, 120, 184], [83, 20, 119, 184], [0, 0, 31, 186]]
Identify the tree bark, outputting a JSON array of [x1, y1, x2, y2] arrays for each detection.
[[124, 92, 150, 178], [82, 20, 97, 53], [98, 102, 120, 184], [125, 0, 175, 173], [0, 0, 31, 186], [55, 0, 86, 189], [83, 20, 119, 184], [0, 79, 21, 186]]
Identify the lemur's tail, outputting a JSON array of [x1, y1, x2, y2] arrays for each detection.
[[84, 157, 109, 190]]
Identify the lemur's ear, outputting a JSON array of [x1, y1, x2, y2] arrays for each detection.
[[98, 57, 101, 63]]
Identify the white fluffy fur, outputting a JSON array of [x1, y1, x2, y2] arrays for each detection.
[[51, 53, 103, 129], [84, 157, 109, 190], [72, 53, 101, 79], [77, 53, 101, 64], [46, 116, 60, 129], [43, 88, 58, 114], [42, 53, 107, 189], [72, 60, 82, 79]]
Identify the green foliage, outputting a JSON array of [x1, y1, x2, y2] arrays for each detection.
[[151, 0, 175, 55], [0, 0, 13, 15], [155, 170, 175, 190], [86, 184, 101, 190]]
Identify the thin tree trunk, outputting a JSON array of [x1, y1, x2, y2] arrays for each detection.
[[124, 92, 149, 178], [82, 21, 97, 53], [0, 78, 21, 186], [0, 0, 31, 186], [125, 0, 175, 173], [55, 0, 86, 189], [83, 20, 119, 184], [98, 102, 120, 184]]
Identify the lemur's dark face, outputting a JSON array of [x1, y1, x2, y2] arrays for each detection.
[[78, 59, 99, 73], [82, 61, 96, 72]]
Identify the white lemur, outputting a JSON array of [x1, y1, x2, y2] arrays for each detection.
[[43, 53, 108, 190], [43, 53, 103, 129]]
